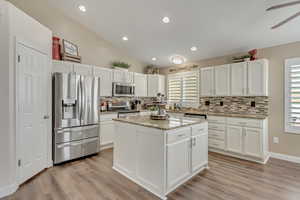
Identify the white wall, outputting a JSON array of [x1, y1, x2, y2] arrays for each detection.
[[0, 1, 52, 197]]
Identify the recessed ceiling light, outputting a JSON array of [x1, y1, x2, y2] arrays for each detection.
[[191, 46, 198, 51], [162, 17, 170, 24], [78, 5, 86, 12], [170, 55, 186, 65], [122, 36, 128, 41], [152, 57, 157, 61]]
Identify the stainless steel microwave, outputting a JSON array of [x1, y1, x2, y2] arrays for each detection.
[[113, 82, 135, 97]]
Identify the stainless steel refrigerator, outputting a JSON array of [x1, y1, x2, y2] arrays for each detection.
[[52, 72, 100, 164]]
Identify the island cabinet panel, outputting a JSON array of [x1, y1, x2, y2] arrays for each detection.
[[136, 128, 164, 194], [113, 123, 137, 177], [191, 133, 208, 172], [167, 138, 190, 190]]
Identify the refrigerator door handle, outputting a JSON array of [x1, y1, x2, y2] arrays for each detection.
[[77, 75, 82, 122]]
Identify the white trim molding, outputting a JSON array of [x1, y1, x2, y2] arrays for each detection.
[[270, 152, 300, 164], [0, 183, 18, 198]]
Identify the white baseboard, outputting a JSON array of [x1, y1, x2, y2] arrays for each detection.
[[100, 143, 113, 151], [270, 152, 300, 164], [0, 183, 18, 198]]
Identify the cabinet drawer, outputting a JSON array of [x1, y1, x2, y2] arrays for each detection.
[[227, 118, 262, 128], [208, 130, 225, 141], [207, 116, 226, 124], [167, 128, 190, 144], [208, 123, 225, 131], [208, 139, 225, 150], [192, 123, 208, 136], [100, 113, 118, 121]]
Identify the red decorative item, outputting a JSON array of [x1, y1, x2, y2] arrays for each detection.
[[52, 37, 61, 60], [248, 49, 258, 61]]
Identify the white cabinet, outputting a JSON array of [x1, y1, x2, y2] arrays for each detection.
[[134, 73, 148, 97], [100, 120, 115, 146], [230, 62, 247, 96], [147, 74, 165, 97], [215, 65, 230, 96], [200, 67, 214, 96], [226, 126, 243, 154], [94, 67, 113, 97], [244, 128, 262, 158], [191, 133, 208, 172], [167, 138, 191, 190], [52, 60, 74, 73], [247, 59, 268, 96], [113, 69, 134, 83], [73, 63, 94, 76]]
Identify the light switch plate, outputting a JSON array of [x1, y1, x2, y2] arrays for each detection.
[[273, 137, 279, 144]]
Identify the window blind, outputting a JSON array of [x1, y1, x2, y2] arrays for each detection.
[[167, 71, 199, 106], [285, 58, 300, 134]]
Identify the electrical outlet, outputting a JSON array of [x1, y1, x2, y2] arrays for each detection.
[[273, 137, 279, 144]]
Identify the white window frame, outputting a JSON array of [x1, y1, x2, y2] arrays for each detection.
[[167, 70, 199, 108], [285, 57, 300, 134]]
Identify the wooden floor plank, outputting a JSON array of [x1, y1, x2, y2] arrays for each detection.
[[2, 149, 300, 200]]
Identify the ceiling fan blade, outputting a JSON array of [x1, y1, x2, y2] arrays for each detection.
[[271, 11, 300, 29], [267, 0, 300, 11]]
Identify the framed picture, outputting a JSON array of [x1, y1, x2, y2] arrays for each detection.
[[62, 39, 79, 57]]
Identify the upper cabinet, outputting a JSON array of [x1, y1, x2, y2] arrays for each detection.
[[200, 67, 214, 96], [94, 67, 113, 97], [200, 59, 269, 97], [214, 65, 230, 96], [52, 60, 74, 73], [148, 74, 165, 97], [134, 73, 148, 97], [231, 62, 247, 96], [73, 63, 94, 76], [247, 59, 268, 96], [113, 69, 134, 83]]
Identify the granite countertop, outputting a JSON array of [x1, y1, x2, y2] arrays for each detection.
[[167, 110, 268, 119], [113, 116, 207, 130], [100, 110, 150, 115]]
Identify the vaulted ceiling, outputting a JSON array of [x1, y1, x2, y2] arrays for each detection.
[[47, 0, 300, 67]]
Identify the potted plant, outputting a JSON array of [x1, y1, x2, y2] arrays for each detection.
[[111, 61, 131, 70]]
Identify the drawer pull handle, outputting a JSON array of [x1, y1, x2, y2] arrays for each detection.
[[178, 134, 185, 137]]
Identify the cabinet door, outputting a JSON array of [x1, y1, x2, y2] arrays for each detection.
[[94, 67, 113, 96], [247, 60, 268, 96], [167, 139, 190, 190], [244, 128, 262, 158], [100, 121, 114, 146], [227, 126, 243, 154], [134, 73, 148, 97], [191, 133, 208, 172], [230, 62, 247, 96], [52, 60, 74, 73], [125, 72, 134, 83], [113, 70, 125, 82], [200, 67, 214, 96], [158, 75, 165, 95], [147, 75, 159, 97], [215, 65, 230, 96], [73, 63, 94, 76]]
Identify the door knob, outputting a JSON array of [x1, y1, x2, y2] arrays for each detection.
[[43, 115, 50, 119]]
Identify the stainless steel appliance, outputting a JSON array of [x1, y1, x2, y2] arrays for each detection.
[[113, 82, 135, 97], [107, 100, 131, 111], [52, 72, 100, 164]]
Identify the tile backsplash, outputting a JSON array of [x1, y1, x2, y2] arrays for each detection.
[[198, 96, 269, 115]]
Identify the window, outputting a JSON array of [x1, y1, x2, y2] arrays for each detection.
[[285, 58, 300, 134], [167, 71, 199, 107]]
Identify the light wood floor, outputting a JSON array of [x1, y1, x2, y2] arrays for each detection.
[[3, 149, 300, 200]]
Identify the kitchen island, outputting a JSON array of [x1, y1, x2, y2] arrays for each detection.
[[113, 116, 208, 200]]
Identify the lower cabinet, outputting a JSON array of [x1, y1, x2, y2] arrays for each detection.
[[167, 138, 191, 189], [244, 128, 262, 158], [100, 120, 115, 146], [208, 117, 268, 163], [226, 126, 243, 154]]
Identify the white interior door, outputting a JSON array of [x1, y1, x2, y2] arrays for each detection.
[[17, 42, 48, 184]]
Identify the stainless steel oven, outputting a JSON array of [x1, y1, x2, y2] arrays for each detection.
[[113, 82, 135, 97]]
